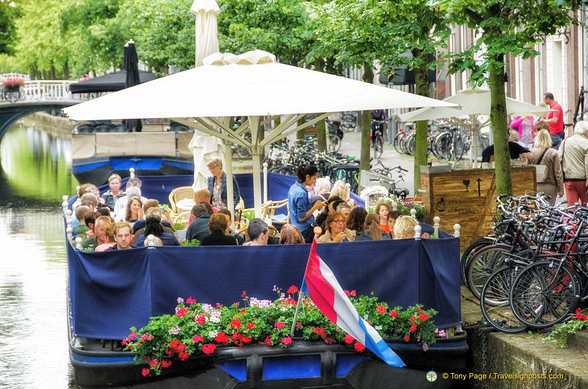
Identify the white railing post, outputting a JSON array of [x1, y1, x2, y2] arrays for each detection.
[[433, 216, 440, 237], [453, 224, 461, 238], [66, 210, 73, 240], [62, 195, 69, 212], [414, 225, 422, 240], [75, 236, 83, 250], [147, 234, 155, 247], [410, 208, 417, 218], [129, 168, 136, 179], [263, 162, 268, 204]]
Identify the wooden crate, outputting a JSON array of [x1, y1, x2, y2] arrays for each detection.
[[420, 166, 536, 251]]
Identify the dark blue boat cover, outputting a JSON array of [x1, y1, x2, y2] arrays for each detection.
[[67, 237, 460, 340]]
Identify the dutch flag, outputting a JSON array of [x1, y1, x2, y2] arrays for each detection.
[[302, 237, 405, 368]]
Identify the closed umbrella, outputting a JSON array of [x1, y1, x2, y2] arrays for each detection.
[[123, 40, 142, 131], [192, 0, 220, 66]]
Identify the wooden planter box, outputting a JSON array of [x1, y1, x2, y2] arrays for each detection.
[[420, 166, 536, 251]]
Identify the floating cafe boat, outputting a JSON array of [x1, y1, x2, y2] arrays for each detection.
[[62, 50, 467, 387]]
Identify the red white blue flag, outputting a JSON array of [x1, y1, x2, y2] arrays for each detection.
[[302, 238, 405, 367]]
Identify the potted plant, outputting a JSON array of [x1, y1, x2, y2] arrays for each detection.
[[2, 77, 25, 92]]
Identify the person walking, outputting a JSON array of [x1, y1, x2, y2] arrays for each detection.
[[558, 121, 588, 205], [542, 92, 565, 149]]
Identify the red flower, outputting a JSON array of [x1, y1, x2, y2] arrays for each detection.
[[179, 351, 189, 361], [354, 342, 365, 352], [287, 285, 299, 294], [419, 313, 429, 321], [192, 335, 204, 343], [176, 308, 189, 317], [140, 333, 148, 341], [349, 290, 356, 297], [215, 332, 229, 343], [416, 307, 424, 313], [326, 337, 333, 344], [241, 290, 247, 297], [296, 322, 302, 328], [409, 323, 418, 333], [129, 331, 136, 340], [142, 368, 150, 376], [410, 316, 417, 322], [202, 344, 216, 355], [121, 338, 127, 346], [230, 317, 241, 329], [161, 360, 172, 368], [246, 322, 255, 330], [242, 336, 251, 343], [390, 310, 398, 318], [274, 322, 285, 329], [312, 327, 327, 338], [186, 296, 197, 304], [282, 336, 292, 345], [376, 305, 386, 314], [344, 334, 355, 344], [404, 335, 410, 342], [195, 314, 206, 324], [150, 359, 158, 368], [241, 309, 247, 313], [265, 335, 272, 346]]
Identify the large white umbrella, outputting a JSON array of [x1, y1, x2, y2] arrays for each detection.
[[191, 0, 223, 191], [399, 88, 555, 164], [64, 50, 458, 217]]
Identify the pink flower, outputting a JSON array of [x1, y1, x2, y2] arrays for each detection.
[[344, 334, 355, 344], [241, 290, 247, 298], [195, 314, 206, 324], [202, 344, 216, 355], [354, 342, 365, 352], [179, 351, 189, 361], [192, 335, 204, 343], [176, 308, 189, 317], [129, 331, 136, 340], [287, 285, 299, 294], [296, 322, 302, 328], [142, 368, 150, 376], [121, 338, 127, 346], [140, 333, 148, 341], [186, 296, 197, 304], [282, 336, 292, 345], [274, 322, 285, 329], [390, 310, 398, 318], [376, 305, 386, 314]]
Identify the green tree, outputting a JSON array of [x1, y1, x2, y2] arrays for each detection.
[[0, 0, 19, 55], [440, 0, 583, 196]]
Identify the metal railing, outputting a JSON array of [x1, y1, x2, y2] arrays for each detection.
[[1, 74, 88, 103]]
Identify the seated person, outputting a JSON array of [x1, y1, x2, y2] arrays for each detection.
[[134, 207, 177, 242], [71, 183, 95, 212], [316, 196, 344, 229], [201, 213, 238, 245], [102, 173, 125, 210], [132, 200, 174, 233], [185, 203, 212, 242], [73, 205, 91, 236], [346, 207, 368, 236], [79, 193, 98, 212], [189, 189, 217, 223], [113, 178, 147, 221], [84, 185, 109, 211], [83, 215, 115, 250], [317, 211, 355, 243], [243, 218, 269, 246], [355, 213, 392, 241], [135, 215, 180, 246], [336, 202, 352, 222], [393, 216, 419, 240], [125, 195, 144, 223], [309, 177, 331, 204], [107, 222, 134, 250], [375, 203, 393, 234], [217, 208, 245, 245], [481, 141, 532, 163], [278, 223, 305, 244]]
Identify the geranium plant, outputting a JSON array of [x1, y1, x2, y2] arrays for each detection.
[[543, 308, 588, 348], [2, 77, 25, 88], [123, 286, 439, 376]]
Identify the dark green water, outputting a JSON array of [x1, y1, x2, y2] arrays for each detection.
[[0, 124, 79, 388]]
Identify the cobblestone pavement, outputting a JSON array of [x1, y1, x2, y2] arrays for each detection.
[[338, 130, 416, 196]]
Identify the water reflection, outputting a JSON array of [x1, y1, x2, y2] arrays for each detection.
[[0, 123, 79, 388], [0, 125, 76, 203]]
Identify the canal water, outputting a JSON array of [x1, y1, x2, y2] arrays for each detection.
[[0, 122, 79, 388]]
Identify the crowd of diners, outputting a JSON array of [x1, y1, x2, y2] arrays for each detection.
[[70, 161, 424, 251]]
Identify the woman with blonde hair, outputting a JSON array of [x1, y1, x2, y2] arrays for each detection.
[[393, 216, 419, 240], [207, 158, 241, 209], [530, 129, 563, 205]]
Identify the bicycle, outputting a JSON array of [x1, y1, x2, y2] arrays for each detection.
[[371, 120, 385, 160]]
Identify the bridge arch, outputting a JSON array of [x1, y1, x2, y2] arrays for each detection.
[[0, 101, 78, 143]]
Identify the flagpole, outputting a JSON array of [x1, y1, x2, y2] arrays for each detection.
[[290, 228, 321, 337], [289, 279, 305, 337]]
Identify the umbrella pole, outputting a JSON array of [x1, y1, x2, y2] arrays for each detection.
[[471, 114, 478, 168], [224, 123, 235, 213], [249, 116, 263, 218]]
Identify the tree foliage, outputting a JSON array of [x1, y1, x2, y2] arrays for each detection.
[[0, 0, 19, 55]]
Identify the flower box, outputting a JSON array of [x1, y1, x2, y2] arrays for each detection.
[[2, 77, 25, 89]]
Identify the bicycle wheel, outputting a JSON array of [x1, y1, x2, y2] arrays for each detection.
[[461, 237, 494, 286], [452, 135, 465, 160], [433, 132, 451, 160], [480, 265, 528, 333], [373, 136, 384, 160], [329, 135, 341, 153], [466, 245, 511, 300], [406, 134, 416, 156], [510, 260, 580, 329]]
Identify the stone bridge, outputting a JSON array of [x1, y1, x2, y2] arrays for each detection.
[[0, 74, 87, 142]]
